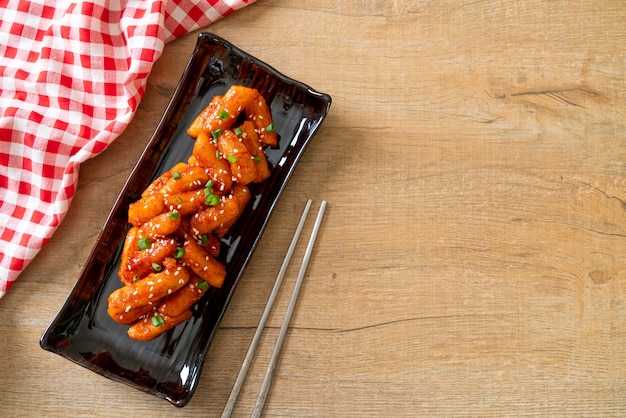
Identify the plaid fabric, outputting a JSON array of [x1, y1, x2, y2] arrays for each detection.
[[0, 0, 256, 298]]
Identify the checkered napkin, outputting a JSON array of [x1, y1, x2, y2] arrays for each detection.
[[0, 0, 256, 298]]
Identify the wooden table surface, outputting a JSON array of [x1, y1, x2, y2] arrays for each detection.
[[3, 1, 626, 416]]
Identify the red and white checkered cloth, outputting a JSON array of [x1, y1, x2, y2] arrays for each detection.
[[0, 0, 256, 298]]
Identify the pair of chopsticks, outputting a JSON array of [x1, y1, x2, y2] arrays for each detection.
[[221, 199, 327, 418]]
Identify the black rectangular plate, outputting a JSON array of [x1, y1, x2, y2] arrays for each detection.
[[40, 32, 331, 407]]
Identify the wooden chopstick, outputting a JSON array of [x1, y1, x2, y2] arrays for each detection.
[[221, 199, 317, 418], [251, 200, 327, 418]]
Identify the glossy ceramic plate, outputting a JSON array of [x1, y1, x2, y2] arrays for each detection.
[[40, 32, 331, 407]]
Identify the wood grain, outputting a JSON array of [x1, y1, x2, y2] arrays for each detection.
[[2, 1, 626, 416]]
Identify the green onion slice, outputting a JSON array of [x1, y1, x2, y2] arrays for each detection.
[[197, 280, 209, 290], [234, 127, 243, 136], [227, 155, 237, 163], [265, 123, 276, 133], [169, 211, 179, 220], [212, 128, 223, 141], [200, 234, 209, 245], [151, 262, 162, 272], [174, 247, 185, 259], [253, 155, 262, 162], [151, 315, 165, 327], [137, 237, 151, 250], [172, 171, 181, 180], [218, 109, 229, 120], [205, 194, 220, 206]]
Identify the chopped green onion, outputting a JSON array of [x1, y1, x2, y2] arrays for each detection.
[[218, 109, 229, 120], [265, 123, 276, 133], [152, 262, 162, 272], [174, 196, 183, 204], [216, 150, 221, 159], [172, 171, 181, 180], [151, 315, 165, 327], [138, 237, 151, 250], [169, 211, 179, 220], [197, 280, 209, 290], [205, 180, 216, 196], [227, 155, 237, 163], [200, 234, 209, 245], [212, 128, 223, 141], [174, 247, 185, 259], [234, 127, 243, 136], [253, 155, 262, 163], [205, 194, 220, 206]]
